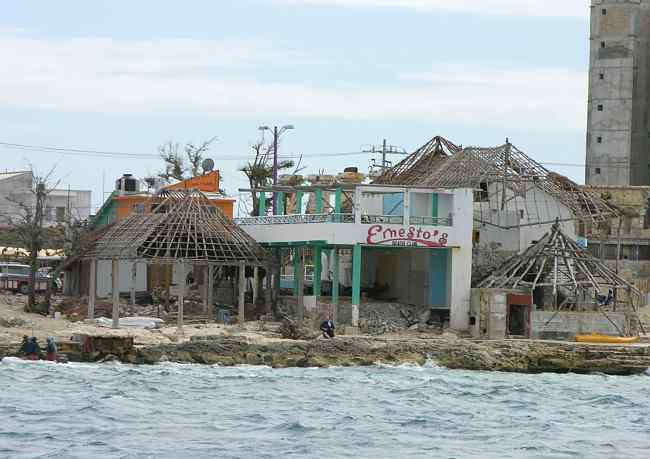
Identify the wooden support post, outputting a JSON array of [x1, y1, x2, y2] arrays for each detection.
[[238, 262, 246, 327], [111, 259, 120, 329], [206, 265, 214, 318], [331, 248, 339, 323], [313, 246, 322, 298], [264, 266, 272, 314], [273, 249, 281, 307], [130, 262, 137, 307], [203, 265, 210, 315], [352, 244, 362, 327], [88, 258, 97, 320], [177, 262, 185, 335], [296, 248, 305, 326], [253, 267, 260, 304]]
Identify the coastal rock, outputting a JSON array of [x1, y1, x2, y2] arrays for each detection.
[[132, 336, 650, 375]]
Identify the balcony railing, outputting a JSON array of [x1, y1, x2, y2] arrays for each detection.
[[408, 215, 453, 227], [234, 213, 354, 225], [361, 215, 404, 224]]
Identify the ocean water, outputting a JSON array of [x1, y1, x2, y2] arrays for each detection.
[[0, 359, 648, 459]]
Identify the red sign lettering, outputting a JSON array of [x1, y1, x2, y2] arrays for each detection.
[[367, 225, 448, 247]]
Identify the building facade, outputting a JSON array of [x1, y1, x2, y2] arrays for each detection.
[[0, 171, 91, 226], [586, 0, 650, 186], [237, 184, 474, 331]]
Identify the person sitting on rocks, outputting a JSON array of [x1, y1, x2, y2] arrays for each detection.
[[45, 337, 58, 362], [25, 337, 42, 360], [19, 335, 30, 356], [320, 317, 335, 339]]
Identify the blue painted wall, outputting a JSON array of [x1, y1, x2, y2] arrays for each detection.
[[382, 193, 403, 216], [429, 249, 449, 307]]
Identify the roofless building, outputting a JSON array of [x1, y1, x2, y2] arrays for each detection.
[[87, 190, 269, 332]]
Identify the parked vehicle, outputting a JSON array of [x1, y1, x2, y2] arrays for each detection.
[[0, 263, 57, 294]]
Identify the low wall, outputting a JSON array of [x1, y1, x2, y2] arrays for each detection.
[[531, 311, 626, 340]]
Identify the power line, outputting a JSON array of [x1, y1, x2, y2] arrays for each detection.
[[0, 141, 382, 161], [1, 140, 638, 170]]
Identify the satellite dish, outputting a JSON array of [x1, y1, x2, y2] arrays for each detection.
[[202, 158, 215, 172]]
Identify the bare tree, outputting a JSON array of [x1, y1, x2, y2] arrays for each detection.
[[159, 137, 217, 181], [6, 169, 59, 312], [240, 138, 302, 216]]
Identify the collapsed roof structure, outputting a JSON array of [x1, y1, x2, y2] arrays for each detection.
[[477, 222, 642, 335], [374, 136, 618, 230], [89, 189, 268, 266], [373, 135, 461, 186], [87, 189, 269, 332]]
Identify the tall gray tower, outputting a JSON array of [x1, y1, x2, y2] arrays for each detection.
[[586, 0, 650, 186]]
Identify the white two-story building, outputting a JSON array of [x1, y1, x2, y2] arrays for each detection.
[[236, 182, 474, 331]]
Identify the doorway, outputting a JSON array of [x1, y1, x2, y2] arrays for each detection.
[[507, 305, 529, 336]]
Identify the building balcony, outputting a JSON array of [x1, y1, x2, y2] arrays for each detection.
[[235, 213, 453, 227]]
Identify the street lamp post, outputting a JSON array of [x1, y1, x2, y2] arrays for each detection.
[[259, 124, 294, 214]]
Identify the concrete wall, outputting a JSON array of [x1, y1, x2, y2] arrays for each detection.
[[586, 1, 650, 186], [470, 288, 628, 341], [531, 310, 627, 340]]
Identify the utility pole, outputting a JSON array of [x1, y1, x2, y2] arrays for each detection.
[[364, 139, 407, 177], [273, 126, 278, 213], [259, 124, 295, 215]]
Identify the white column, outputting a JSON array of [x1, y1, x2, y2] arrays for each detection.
[[130, 262, 137, 306], [88, 258, 97, 320], [205, 265, 214, 317], [111, 259, 120, 329]]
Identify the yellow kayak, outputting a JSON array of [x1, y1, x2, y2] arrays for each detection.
[[575, 334, 640, 344]]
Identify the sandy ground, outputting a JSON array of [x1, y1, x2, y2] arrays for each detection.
[[3, 293, 650, 349], [0, 294, 290, 347]]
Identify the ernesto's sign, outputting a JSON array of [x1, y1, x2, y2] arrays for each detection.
[[366, 225, 448, 248]]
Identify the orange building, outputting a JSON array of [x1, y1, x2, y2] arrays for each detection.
[[93, 171, 234, 228]]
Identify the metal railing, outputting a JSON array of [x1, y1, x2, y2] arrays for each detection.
[[361, 215, 404, 224], [408, 215, 453, 226], [234, 213, 354, 226]]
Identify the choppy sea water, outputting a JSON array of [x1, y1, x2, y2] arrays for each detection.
[[0, 359, 649, 459]]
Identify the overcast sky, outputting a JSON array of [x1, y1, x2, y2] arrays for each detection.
[[0, 0, 591, 213]]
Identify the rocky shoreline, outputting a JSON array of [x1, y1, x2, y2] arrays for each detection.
[[135, 336, 650, 375], [3, 333, 647, 376]]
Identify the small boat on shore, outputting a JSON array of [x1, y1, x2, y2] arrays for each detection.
[[575, 334, 640, 344]]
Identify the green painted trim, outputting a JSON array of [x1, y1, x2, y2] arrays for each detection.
[[92, 191, 118, 229], [331, 248, 339, 306], [259, 192, 266, 216], [294, 191, 303, 215], [277, 192, 285, 215], [313, 246, 322, 297], [264, 240, 328, 247], [431, 193, 439, 219], [315, 189, 323, 213], [293, 247, 301, 296], [334, 187, 342, 222], [352, 243, 362, 306]]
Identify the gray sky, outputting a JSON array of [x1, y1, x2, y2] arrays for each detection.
[[0, 0, 591, 214]]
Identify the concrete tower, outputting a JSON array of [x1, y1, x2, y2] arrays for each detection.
[[586, 0, 650, 186]]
